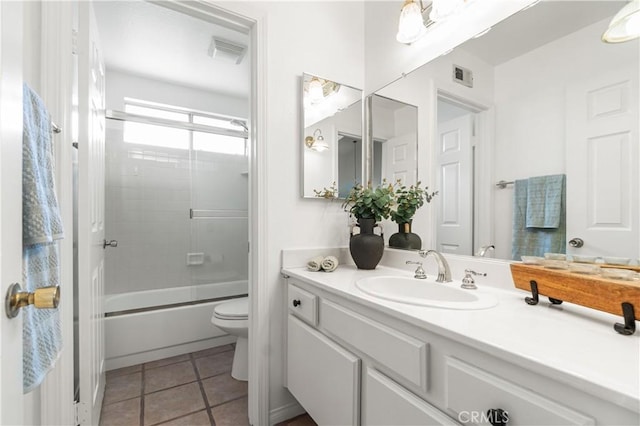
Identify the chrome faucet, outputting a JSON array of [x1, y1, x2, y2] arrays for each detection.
[[418, 250, 452, 283], [476, 244, 495, 257]]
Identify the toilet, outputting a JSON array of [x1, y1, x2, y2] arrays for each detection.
[[211, 297, 249, 381]]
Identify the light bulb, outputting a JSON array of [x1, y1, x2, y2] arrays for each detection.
[[602, 0, 640, 43], [430, 0, 464, 22], [313, 135, 329, 152], [396, 1, 427, 44], [308, 78, 324, 104]]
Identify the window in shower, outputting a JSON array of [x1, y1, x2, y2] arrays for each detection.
[[104, 100, 248, 313]]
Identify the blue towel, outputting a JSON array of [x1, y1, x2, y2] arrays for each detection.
[[22, 84, 63, 392], [512, 175, 566, 260], [23, 84, 64, 244], [525, 174, 565, 228]]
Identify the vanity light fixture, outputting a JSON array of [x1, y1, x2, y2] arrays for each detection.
[[396, 0, 474, 44], [602, 0, 640, 43], [308, 77, 324, 104], [306, 77, 341, 104], [305, 129, 329, 152], [429, 0, 464, 22], [396, 0, 428, 44]]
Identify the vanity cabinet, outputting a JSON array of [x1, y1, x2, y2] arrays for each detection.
[[285, 279, 638, 426], [287, 281, 455, 426]]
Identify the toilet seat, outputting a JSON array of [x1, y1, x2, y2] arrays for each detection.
[[213, 297, 248, 320]]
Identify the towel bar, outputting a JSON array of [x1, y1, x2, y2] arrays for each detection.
[[495, 180, 514, 189]]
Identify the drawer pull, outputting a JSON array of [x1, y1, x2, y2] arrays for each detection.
[[292, 299, 301, 307], [487, 408, 509, 426]]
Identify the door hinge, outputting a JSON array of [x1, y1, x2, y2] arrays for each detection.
[[74, 400, 88, 425]]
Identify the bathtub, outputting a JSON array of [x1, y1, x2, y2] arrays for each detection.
[[104, 280, 248, 370]]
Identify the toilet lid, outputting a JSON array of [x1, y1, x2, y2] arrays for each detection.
[[213, 297, 248, 320]]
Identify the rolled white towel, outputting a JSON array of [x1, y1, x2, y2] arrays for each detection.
[[321, 255, 339, 272], [307, 256, 324, 272]]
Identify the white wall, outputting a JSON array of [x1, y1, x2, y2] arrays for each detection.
[[105, 69, 248, 117], [260, 1, 365, 413], [492, 18, 639, 259]]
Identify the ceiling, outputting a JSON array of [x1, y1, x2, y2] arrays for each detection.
[[94, 0, 250, 98], [460, 1, 625, 66]]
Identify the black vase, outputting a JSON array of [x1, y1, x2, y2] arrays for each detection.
[[389, 221, 422, 250], [349, 218, 384, 269]]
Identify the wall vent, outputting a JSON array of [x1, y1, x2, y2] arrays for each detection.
[[453, 64, 473, 88], [208, 37, 247, 65]]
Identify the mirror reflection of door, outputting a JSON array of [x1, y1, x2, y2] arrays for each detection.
[[338, 134, 362, 198], [371, 94, 418, 187], [436, 98, 482, 256]]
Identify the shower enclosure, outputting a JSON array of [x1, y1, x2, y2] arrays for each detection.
[[103, 102, 248, 368]]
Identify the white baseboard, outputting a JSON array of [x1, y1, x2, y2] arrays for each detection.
[[105, 335, 237, 370], [269, 401, 306, 426]]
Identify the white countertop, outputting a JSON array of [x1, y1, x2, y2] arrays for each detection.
[[282, 264, 640, 413]]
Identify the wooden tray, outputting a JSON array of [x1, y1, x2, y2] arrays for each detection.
[[510, 263, 640, 320]]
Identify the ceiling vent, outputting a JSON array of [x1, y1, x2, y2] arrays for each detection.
[[208, 37, 247, 65]]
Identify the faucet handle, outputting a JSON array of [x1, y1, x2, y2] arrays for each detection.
[[406, 261, 427, 279], [465, 269, 487, 277], [461, 270, 477, 290], [461, 269, 486, 290]]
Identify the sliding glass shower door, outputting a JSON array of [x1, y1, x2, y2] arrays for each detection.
[[104, 104, 248, 314]]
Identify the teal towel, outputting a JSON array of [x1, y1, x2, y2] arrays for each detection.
[[525, 174, 565, 229], [512, 176, 566, 260], [22, 84, 63, 392]]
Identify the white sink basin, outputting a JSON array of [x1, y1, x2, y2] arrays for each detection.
[[355, 276, 498, 310]]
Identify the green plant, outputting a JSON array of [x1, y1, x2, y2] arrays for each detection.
[[342, 180, 395, 222], [313, 182, 338, 199], [390, 181, 438, 224]]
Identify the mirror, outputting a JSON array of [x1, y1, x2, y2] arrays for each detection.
[[370, 94, 419, 188], [371, 1, 639, 260], [302, 73, 363, 198]]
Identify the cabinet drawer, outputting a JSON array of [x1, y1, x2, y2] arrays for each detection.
[[445, 357, 595, 425], [363, 367, 459, 425], [287, 315, 360, 426], [321, 299, 428, 391], [288, 284, 318, 326]]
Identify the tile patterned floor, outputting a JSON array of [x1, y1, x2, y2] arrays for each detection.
[[100, 345, 249, 426]]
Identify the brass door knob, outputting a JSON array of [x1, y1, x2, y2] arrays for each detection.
[[5, 283, 60, 319]]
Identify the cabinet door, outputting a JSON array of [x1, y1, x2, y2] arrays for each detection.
[[363, 368, 459, 426], [445, 357, 595, 425], [287, 315, 360, 426]]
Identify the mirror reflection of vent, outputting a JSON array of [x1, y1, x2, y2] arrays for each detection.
[[208, 37, 247, 65]]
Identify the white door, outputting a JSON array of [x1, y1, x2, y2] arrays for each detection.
[[287, 316, 360, 426], [0, 1, 25, 424], [436, 114, 473, 255], [382, 132, 418, 185], [77, 1, 106, 424], [566, 68, 639, 258]]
